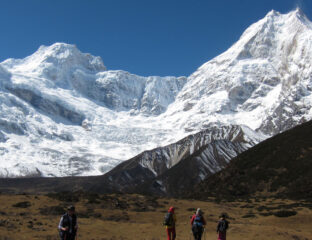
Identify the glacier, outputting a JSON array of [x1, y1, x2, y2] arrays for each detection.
[[0, 8, 312, 177], [0, 44, 188, 177]]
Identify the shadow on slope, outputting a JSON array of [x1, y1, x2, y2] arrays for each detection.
[[187, 120, 312, 201]]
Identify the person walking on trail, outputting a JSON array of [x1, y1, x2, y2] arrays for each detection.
[[217, 213, 229, 240], [58, 205, 78, 240], [163, 206, 177, 240], [191, 208, 206, 240]]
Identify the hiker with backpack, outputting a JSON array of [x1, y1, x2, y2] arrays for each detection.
[[163, 206, 177, 240], [217, 213, 229, 240], [58, 205, 78, 240], [190, 208, 206, 240]]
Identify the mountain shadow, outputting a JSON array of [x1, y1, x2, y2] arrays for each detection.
[[186, 120, 312, 201]]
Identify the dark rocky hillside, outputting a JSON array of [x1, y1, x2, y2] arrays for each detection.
[[187, 120, 312, 200], [99, 125, 259, 195]]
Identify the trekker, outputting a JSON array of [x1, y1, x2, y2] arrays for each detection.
[[217, 213, 229, 240], [163, 206, 177, 240], [58, 205, 78, 240], [191, 208, 206, 240]]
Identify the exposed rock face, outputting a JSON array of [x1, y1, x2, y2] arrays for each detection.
[[7, 88, 85, 125], [95, 125, 263, 196], [0, 131, 8, 143]]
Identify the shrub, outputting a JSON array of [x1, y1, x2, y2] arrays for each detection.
[[187, 208, 196, 212], [259, 212, 274, 217], [85, 193, 101, 204], [12, 201, 31, 208], [273, 210, 297, 218], [242, 213, 256, 218], [39, 206, 65, 216], [46, 192, 79, 202]]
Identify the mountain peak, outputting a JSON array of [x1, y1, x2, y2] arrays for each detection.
[[263, 8, 310, 25], [234, 8, 312, 58], [290, 7, 311, 25], [293, 7, 305, 16], [4, 42, 107, 78], [180, 7, 312, 136], [37, 42, 81, 58], [265, 9, 280, 18]]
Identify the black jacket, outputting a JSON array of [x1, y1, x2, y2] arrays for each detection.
[[59, 213, 77, 234], [217, 219, 229, 233]]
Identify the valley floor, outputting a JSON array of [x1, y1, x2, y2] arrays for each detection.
[[0, 193, 311, 240]]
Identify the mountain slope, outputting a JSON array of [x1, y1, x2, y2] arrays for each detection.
[[188, 120, 312, 200], [0, 43, 187, 177], [161, 9, 312, 135], [0, 120, 310, 199], [1, 9, 312, 177], [93, 125, 263, 195], [0, 125, 262, 195]]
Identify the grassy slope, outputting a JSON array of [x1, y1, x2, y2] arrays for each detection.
[[0, 193, 311, 240]]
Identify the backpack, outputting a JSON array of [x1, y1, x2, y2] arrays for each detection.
[[192, 215, 204, 234], [194, 215, 204, 227], [218, 220, 228, 233], [163, 212, 173, 226]]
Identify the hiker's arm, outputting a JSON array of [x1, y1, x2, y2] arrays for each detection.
[[190, 215, 195, 225], [75, 218, 78, 230], [58, 217, 67, 231], [216, 222, 220, 233], [203, 217, 207, 226]]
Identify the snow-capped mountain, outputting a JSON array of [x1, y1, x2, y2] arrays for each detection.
[[0, 8, 312, 177], [0, 124, 263, 195], [0, 44, 187, 177], [163, 8, 312, 135]]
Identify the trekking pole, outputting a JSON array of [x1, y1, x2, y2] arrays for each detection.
[[204, 228, 207, 240], [189, 230, 193, 240]]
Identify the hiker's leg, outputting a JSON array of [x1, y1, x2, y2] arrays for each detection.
[[218, 232, 226, 240], [59, 231, 65, 240], [69, 233, 76, 240], [198, 229, 203, 240], [172, 227, 176, 240], [192, 230, 196, 240], [166, 228, 171, 240]]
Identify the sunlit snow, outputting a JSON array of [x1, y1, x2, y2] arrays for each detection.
[[0, 9, 312, 177]]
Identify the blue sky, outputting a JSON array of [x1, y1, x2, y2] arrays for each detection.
[[0, 0, 311, 76]]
